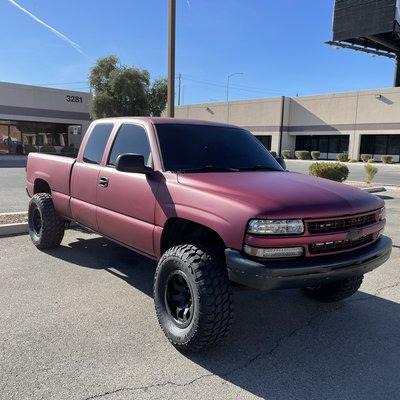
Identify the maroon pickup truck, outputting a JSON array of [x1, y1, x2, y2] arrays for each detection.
[[26, 117, 392, 351]]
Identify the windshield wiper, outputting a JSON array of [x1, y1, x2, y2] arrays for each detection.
[[239, 164, 277, 171], [177, 165, 240, 173]]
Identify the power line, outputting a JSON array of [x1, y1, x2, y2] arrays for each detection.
[[31, 81, 88, 87], [182, 76, 282, 96], [181, 74, 292, 95]]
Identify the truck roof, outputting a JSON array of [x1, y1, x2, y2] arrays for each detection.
[[93, 116, 234, 128]]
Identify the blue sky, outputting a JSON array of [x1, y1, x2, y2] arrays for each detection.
[[0, 0, 396, 104]]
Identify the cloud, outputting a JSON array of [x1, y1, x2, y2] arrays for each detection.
[[6, 0, 86, 56]]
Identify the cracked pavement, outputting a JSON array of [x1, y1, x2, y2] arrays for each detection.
[[0, 190, 399, 400]]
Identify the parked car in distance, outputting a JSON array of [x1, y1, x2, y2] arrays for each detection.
[[26, 117, 392, 352]]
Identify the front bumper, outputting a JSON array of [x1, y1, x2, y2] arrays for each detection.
[[226, 235, 392, 290]]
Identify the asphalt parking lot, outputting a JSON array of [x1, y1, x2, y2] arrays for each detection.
[[0, 191, 399, 400], [0, 168, 27, 213]]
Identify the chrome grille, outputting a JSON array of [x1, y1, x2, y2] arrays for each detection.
[[307, 213, 377, 234], [309, 234, 374, 254]]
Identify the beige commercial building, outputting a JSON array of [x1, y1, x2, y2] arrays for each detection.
[[0, 81, 91, 154], [2, 80, 399, 163], [176, 87, 400, 163]]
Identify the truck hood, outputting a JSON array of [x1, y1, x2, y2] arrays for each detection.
[[177, 171, 383, 219]]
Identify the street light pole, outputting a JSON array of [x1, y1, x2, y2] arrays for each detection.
[[177, 73, 182, 106], [226, 72, 243, 123], [167, 0, 176, 117]]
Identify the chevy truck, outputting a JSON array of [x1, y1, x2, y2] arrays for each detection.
[[26, 117, 392, 352]]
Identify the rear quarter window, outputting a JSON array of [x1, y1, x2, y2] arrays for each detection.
[[83, 123, 114, 164]]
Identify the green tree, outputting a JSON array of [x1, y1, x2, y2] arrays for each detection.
[[149, 78, 168, 116], [89, 55, 167, 118]]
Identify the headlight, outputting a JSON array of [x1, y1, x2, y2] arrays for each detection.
[[379, 207, 385, 221], [247, 219, 304, 235]]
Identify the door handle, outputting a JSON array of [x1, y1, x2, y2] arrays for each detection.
[[99, 177, 109, 187]]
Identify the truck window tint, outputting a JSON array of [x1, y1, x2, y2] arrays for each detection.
[[155, 124, 282, 172], [108, 124, 152, 166], [83, 124, 114, 164]]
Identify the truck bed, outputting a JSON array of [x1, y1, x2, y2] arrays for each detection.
[[26, 153, 76, 198]]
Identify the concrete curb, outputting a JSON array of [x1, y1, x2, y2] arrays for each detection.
[[286, 159, 400, 167], [361, 186, 386, 194], [0, 220, 79, 238], [0, 222, 29, 237]]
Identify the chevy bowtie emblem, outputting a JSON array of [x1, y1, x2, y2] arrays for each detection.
[[347, 228, 362, 242]]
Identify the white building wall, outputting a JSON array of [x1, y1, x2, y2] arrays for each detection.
[[0, 81, 91, 149], [176, 86, 400, 161]]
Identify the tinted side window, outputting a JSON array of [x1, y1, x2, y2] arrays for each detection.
[[83, 123, 114, 164], [108, 124, 152, 166]]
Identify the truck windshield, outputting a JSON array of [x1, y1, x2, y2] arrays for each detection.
[[155, 124, 283, 173]]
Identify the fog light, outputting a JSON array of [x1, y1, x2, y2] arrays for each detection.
[[244, 245, 303, 258], [379, 207, 386, 221]]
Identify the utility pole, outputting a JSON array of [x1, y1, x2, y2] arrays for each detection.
[[167, 0, 176, 117], [395, 54, 400, 87], [177, 73, 182, 106]]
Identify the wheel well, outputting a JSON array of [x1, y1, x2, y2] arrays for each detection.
[[34, 179, 51, 194], [160, 218, 226, 254]]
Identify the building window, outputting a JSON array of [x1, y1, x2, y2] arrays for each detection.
[[360, 135, 400, 162], [255, 135, 272, 150], [0, 119, 82, 154], [295, 135, 349, 159]]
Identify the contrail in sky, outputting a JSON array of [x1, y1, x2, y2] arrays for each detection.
[[6, 0, 86, 56]]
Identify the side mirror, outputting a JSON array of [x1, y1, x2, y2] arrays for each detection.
[[115, 153, 153, 174], [275, 156, 286, 170]]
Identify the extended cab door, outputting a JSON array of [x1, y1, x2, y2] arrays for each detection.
[[96, 123, 159, 256], [70, 123, 114, 231]]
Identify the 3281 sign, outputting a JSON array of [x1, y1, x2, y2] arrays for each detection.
[[65, 95, 83, 103]]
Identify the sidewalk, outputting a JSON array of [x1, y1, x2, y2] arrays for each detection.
[[0, 154, 27, 168], [286, 158, 400, 167]]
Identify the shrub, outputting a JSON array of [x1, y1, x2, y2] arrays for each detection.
[[361, 154, 372, 162], [367, 158, 375, 163], [311, 151, 320, 160], [282, 150, 291, 159], [61, 146, 78, 155], [309, 162, 349, 182], [381, 155, 393, 164], [295, 150, 310, 160], [24, 144, 37, 154], [364, 163, 378, 184], [40, 145, 56, 154], [349, 159, 358, 163], [269, 150, 277, 158], [337, 153, 349, 162]]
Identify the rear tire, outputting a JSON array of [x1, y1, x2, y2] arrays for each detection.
[[154, 244, 233, 352], [302, 275, 363, 303], [28, 193, 65, 249]]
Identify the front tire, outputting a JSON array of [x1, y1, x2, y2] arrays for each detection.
[[154, 244, 233, 352], [302, 275, 364, 303], [28, 193, 65, 249]]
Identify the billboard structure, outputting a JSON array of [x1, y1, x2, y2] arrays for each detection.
[[327, 0, 400, 85]]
